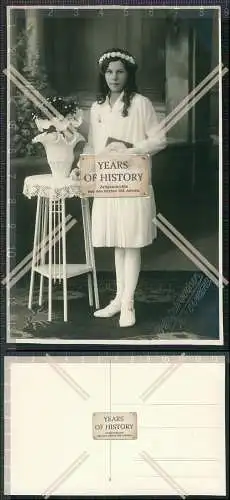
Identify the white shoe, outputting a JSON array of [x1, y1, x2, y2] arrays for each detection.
[[119, 301, 136, 327], [94, 299, 121, 318]]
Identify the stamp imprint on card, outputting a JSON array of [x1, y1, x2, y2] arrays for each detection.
[[92, 412, 137, 440]]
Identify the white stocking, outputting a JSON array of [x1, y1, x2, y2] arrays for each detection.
[[114, 247, 125, 301], [122, 248, 141, 303]]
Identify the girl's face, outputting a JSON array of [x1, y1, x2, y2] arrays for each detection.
[[104, 60, 128, 93]]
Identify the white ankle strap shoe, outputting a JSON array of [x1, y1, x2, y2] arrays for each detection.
[[94, 299, 121, 318], [119, 301, 136, 328]]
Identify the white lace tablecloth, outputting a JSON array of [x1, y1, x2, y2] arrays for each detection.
[[23, 174, 81, 200]]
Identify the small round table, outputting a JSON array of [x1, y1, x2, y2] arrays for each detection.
[[23, 174, 99, 322]]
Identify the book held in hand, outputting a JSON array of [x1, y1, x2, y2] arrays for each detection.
[[105, 137, 133, 149]]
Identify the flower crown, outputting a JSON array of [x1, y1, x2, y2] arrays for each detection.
[[98, 51, 136, 66]]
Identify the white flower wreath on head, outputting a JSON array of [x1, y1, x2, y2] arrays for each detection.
[[98, 51, 136, 66]]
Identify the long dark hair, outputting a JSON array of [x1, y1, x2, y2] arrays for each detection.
[[97, 48, 138, 117]]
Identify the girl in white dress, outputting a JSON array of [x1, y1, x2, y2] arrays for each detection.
[[83, 49, 166, 327], [32, 97, 84, 178]]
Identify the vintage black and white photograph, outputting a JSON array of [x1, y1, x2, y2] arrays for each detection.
[[6, 5, 226, 344]]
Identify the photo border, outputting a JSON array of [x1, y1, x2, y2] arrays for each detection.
[[2, 2, 229, 347], [3, 351, 228, 498]]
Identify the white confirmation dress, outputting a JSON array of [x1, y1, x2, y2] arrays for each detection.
[[86, 92, 166, 248]]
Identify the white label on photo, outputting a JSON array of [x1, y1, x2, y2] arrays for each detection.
[[79, 154, 150, 197], [93, 411, 137, 440]]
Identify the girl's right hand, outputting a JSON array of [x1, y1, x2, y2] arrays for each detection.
[[106, 141, 127, 152], [70, 166, 80, 180]]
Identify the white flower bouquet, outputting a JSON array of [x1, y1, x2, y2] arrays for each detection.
[[32, 97, 85, 178]]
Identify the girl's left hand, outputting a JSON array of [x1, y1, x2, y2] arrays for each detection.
[[70, 166, 80, 180], [106, 142, 127, 152]]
